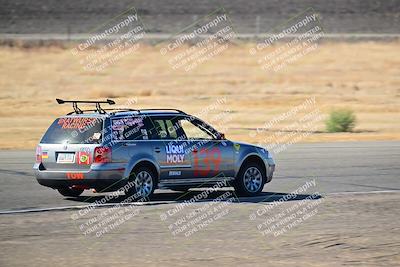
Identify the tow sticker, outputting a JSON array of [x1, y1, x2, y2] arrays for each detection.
[[66, 173, 84, 180]]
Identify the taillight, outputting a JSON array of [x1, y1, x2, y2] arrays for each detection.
[[94, 146, 112, 163], [35, 145, 42, 163]]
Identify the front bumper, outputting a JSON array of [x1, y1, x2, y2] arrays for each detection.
[[264, 158, 275, 183], [34, 163, 127, 190]]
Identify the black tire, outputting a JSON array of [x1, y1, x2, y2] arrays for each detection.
[[57, 187, 84, 197], [126, 166, 157, 201], [234, 162, 266, 196]]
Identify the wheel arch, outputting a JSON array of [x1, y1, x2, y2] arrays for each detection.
[[125, 159, 160, 183], [236, 154, 267, 179]]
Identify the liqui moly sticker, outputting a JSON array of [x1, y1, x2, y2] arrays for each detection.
[[165, 144, 185, 164]]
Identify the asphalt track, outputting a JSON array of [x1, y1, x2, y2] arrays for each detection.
[[0, 141, 399, 212], [1, 0, 399, 34]]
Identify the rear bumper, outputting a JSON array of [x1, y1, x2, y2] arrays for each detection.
[[34, 163, 127, 190]]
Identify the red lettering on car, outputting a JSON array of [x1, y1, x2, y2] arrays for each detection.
[[66, 173, 84, 180]]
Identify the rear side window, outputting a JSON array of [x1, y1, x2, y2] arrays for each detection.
[[41, 117, 103, 144], [111, 116, 149, 141]]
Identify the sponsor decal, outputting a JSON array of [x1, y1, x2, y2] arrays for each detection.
[[77, 151, 91, 165], [141, 129, 148, 140], [112, 117, 143, 129], [234, 143, 240, 152], [58, 118, 98, 129], [112, 117, 145, 140], [169, 171, 182, 176], [66, 172, 84, 180], [92, 132, 101, 140], [42, 151, 49, 159], [166, 144, 185, 164]]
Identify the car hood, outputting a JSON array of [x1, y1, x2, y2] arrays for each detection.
[[230, 141, 264, 150]]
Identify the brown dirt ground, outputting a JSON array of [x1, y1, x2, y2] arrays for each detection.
[[0, 42, 399, 149]]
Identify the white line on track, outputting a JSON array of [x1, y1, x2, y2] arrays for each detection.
[[326, 190, 400, 196], [0, 201, 173, 215], [0, 190, 399, 215]]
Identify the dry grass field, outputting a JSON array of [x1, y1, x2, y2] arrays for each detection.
[[0, 42, 399, 149]]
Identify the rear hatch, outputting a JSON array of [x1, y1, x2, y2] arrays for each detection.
[[38, 116, 105, 171]]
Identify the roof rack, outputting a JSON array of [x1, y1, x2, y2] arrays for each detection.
[[66, 108, 139, 115], [56, 99, 116, 114], [137, 108, 186, 114]]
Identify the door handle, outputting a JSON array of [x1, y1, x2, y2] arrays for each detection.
[[154, 147, 161, 153]]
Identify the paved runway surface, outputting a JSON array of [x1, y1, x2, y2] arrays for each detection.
[[0, 141, 399, 212]]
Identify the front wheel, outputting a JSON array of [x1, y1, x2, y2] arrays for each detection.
[[126, 166, 157, 200], [57, 187, 84, 197], [234, 163, 265, 196]]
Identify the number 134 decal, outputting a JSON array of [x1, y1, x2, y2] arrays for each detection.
[[193, 147, 222, 176]]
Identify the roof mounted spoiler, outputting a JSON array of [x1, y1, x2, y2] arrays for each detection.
[[56, 98, 115, 114]]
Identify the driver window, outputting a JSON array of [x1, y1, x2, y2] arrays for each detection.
[[179, 119, 214, 140]]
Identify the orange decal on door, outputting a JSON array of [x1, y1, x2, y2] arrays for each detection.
[[193, 147, 222, 176]]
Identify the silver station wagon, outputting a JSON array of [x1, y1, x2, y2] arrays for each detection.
[[34, 99, 275, 199]]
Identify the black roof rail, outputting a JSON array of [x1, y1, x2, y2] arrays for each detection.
[[107, 108, 140, 115], [138, 108, 186, 114], [66, 108, 139, 115], [56, 99, 115, 114]]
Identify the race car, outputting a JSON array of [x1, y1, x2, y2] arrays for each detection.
[[33, 99, 275, 199]]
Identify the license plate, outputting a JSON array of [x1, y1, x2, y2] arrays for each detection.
[[57, 153, 75, 163]]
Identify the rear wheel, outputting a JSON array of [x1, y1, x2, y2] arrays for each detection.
[[57, 187, 84, 197], [234, 162, 265, 196], [126, 166, 157, 200]]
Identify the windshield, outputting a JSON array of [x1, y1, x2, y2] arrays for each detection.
[[40, 117, 104, 144]]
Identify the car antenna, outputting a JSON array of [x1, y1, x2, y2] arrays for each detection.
[[56, 99, 115, 114]]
